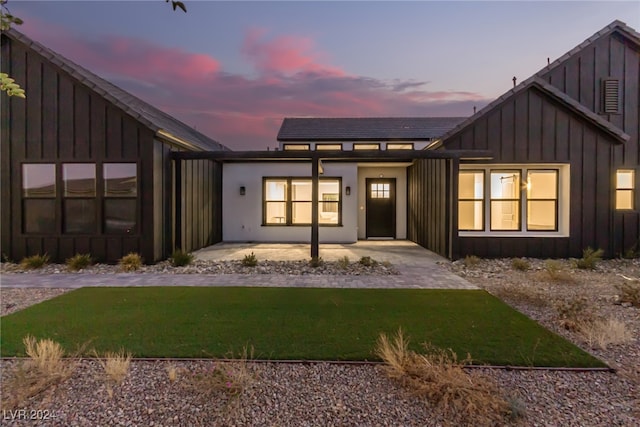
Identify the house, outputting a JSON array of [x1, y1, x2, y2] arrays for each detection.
[[219, 20, 640, 259], [1, 29, 230, 263], [3, 20, 639, 263]]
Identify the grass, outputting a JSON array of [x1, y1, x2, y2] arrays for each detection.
[[0, 287, 604, 367]]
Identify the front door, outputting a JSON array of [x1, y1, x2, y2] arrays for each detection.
[[366, 178, 396, 238]]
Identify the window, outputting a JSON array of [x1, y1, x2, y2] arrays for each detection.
[[458, 171, 484, 231], [353, 143, 380, 150], [283, 144, 310, 151], [263, 178, 341, 225], [315, 144, 342, 151], [63, 163, 96, 233], [265, 179, 287, 224], [104, 163, 137, 233], [22, 164, 56, 233], [490, 171, 521, 230], [291, 180, 312, 224], [616, 170, 635, 210], [370, 183, 390, 199], [458, 165, 567, 235], [527, 170, 558, 230], [387, 143, 413, 150]]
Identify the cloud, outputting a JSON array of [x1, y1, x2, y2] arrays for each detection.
[[17, 21, 491, 150], [242, 28, 345, 77]]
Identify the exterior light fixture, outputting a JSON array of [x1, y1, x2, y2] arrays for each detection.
[[240, 186, 246, 196], [345, 186, 351, 196]]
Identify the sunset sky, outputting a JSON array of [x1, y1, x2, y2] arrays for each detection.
[[9, 1, 640, 150]]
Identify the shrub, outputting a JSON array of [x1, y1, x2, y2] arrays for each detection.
[[543, 259, 574, 283], [1, 336, 75, 409], [578, 318, 633, 349], [309, 256, 323, 268], [463, 255, 480, 268], [184, 346, 254, 397], [511, 258, 530, 271], [337, 256, 350, 269], [359, 256, 377, 267], [616, 276, 640, 307], [554, 297, 596, 331], [169, 249, 194, 267], [20, 253, 50, 270], [575, 247, 604, 270], [94, 349, 132, 398], [66, 253, 93, 271], [241, 252, 258, 267], [167, 364, 179, 383], [375, 329, 511, 425], [119, 252, 143, 272]]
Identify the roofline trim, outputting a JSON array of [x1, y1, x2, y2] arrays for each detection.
[[156, 129, 205, 151]]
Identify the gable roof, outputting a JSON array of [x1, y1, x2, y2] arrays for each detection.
[[5, 29, 229, 152], [434, 20, 634, 148], [278, 117, 467, 142], [538, 20, 640, 80]]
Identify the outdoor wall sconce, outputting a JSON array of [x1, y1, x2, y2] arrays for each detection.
[[345, 186, 351, 196], [240, 186, 246, 196]]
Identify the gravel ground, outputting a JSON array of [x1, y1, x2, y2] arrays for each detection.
[[1, 258, 639, 426]]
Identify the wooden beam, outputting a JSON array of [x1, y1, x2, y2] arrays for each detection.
[[170, 149, 493, 161], [311, 155, 319, 258]]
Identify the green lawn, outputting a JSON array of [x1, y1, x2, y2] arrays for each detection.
[[0, 287, 604, 367]]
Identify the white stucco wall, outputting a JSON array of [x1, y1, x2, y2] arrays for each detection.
[[356, 165, 408, 240], [223, 162, 359, 242]]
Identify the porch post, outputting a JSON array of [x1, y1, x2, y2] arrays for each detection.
[[311, 154, 319, 258], [174, 158, 182, 251]]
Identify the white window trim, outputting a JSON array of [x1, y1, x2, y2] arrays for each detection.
[[459, 163, 570, 237]]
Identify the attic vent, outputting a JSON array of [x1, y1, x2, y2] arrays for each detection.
[[601, 78, 621, 114]]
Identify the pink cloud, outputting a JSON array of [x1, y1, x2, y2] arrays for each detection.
[[15, 20, 491, 150], [242, 28, 345, 77]]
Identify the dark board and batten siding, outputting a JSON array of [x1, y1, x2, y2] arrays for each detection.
[[1, 35, 156, 263], [407, 159, 454, 259], [539, 30, 640, 257], [175, 159, 223, 253], [444, 85, 633, 259]]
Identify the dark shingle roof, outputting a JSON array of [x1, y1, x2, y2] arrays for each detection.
[[277, 117, 467, 142], [5, 29, 230, 152]]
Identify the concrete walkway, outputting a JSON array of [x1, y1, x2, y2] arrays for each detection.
[[0, 241, 477, 290]]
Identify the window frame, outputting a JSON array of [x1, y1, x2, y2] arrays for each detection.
[[615, 169, 635, 211], [458, 164, 568, 237], [62, 163, 97, 234], [103, 162, 139, 235], [489, 170, 522, 231], [262, 177, 342, 226], [21, 163, 57, 234], [526, 169, 559, 231], [353, 143, 380, 150], [458, 170, 485, 231]]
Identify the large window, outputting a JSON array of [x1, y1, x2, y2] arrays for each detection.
[[616, 170, 635, 210], [22, 164, 56, 233], [21, 162, 138, 235], [263, 178, 341, 225], [103, 163, 137, 234], [458, 166, 563, 234]]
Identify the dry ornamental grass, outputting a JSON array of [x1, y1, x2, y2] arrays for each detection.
[[375, 329, 513, 427]]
